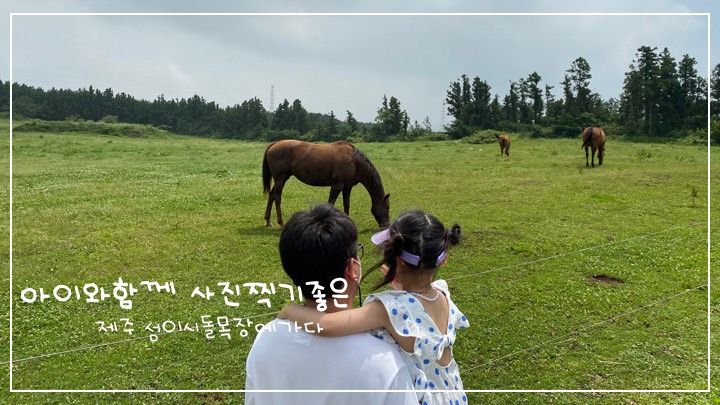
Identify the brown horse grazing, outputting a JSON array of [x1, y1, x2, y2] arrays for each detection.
[[495, 134, 511, 157], [582, 126, 606, 167], [262, 140, 390, 228]]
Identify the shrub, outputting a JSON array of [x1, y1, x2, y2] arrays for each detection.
[[100, 115, 119, 123], [551, 124, 581, 138], [416, 132, 449, 142], [524, 124, 544, 138], [463, 129, 504, 144], [13, 119, 168, 138], [675, 128, 710, 145], [446, 123, 473, 139]]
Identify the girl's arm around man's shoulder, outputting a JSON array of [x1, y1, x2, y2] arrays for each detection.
[[278, 301, 390, 337]]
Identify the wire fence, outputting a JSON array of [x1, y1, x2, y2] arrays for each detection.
[[4, 221, 706, 378]]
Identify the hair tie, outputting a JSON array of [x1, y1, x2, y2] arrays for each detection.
[[398, 249, 446, 267]]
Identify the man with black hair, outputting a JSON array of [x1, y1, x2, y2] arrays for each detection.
[[245, 204, 416, 405]]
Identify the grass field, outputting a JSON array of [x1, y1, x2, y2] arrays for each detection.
[[1, 118, 718, 404]]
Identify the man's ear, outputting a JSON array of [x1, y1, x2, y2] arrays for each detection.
[[345, 260, 360, 282]]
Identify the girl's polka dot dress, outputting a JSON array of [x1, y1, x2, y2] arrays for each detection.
[[365, 279, 470, 405]]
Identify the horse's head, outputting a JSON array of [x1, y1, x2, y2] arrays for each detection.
[[372, 193, 390, 228]]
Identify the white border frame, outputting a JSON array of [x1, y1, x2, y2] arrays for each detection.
[[7, 11, 712, 394]]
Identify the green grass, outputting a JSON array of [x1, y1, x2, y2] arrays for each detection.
[[1, 118, 718, 404]]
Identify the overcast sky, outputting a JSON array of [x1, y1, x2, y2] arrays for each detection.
[[1, 1, 717, 129]]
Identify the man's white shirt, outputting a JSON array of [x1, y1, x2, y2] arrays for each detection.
[[245, 319, 418, 405]]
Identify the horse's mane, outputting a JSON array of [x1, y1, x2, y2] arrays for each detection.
[[352, 147, 385, 196]]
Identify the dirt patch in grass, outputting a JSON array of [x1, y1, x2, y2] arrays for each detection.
[[587, 274, 625, 285]]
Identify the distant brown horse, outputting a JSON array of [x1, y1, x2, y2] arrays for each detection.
[[582, 126, 606, 167], [495, 134, 511, 157], [262, 140, 390, 228]]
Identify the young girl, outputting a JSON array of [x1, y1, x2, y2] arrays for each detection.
[[279, 211, 468, 405]]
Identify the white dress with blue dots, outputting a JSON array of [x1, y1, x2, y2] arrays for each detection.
[[365, 279, 470, 405]]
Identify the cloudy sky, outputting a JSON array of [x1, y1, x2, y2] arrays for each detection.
[[1, 1, 717, 129]]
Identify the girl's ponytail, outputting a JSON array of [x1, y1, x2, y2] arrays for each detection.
[[374, 232, 404, 290]]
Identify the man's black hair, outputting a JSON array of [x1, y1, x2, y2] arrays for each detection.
[[279, 204, 358, 300]]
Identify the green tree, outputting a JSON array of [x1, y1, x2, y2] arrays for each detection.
[[238, 97, 268, 139], [711, 63, 720, 118], [273, 99, 292, 130], [502, 81, 520, 123], [518, 78, 531, 123], [388, 96, 403, 135], [489, 95, 502, 128], [470, 77, 492, 128], [346, 110, 358, 132], [328, 110, 337, 134], [620, 61, 643, 135], [526, 72, 544, 124], [445, 79, 463, 124], [291, 99, 308, 133], [422, 116, 432, 133], [445, 75, 473, 134], [656, 47, 683, 134], [561, 74, 574, 116], [373, 95, 408, 139], [13, 95, 43, 118], [636, 46, 660, 135], [401, 110, 409, 136], [678, 54, 706, 129], [544, 84, 558, 122], [568, 57, 592, 114], [460, 75, 472, 124], [0, 80, 8, 111]]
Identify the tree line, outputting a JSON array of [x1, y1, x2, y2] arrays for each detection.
[[620, 46, 708, 136], [1, 82, 341, 140], [1, 44, 718, 141], [446, 47, 716, 139], [1, 79, 430, 141]]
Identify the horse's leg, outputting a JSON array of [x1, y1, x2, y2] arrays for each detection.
[[328, 185, 342, 205], [273, 177, 288, 227], [591, 146, 596, 168], [506, 144, 510, 157], [342, 186, 352, 215], [598, 147, 604, 166], [264, 185, 275, 227], [585, 146, 589, 167]]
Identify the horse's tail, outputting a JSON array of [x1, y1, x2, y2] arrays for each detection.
[[582, 127, 593, 148], [262, 142, 275, 195]]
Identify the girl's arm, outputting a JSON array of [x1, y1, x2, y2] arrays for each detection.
[[278, 301, 388, 337]]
